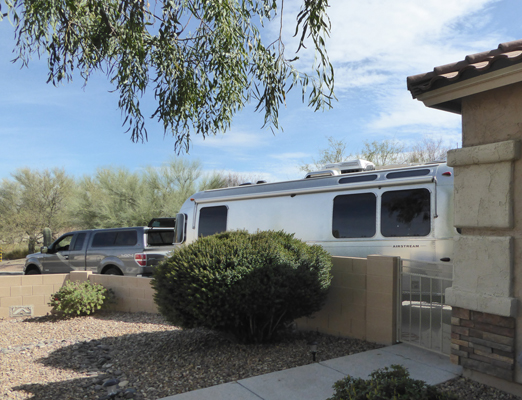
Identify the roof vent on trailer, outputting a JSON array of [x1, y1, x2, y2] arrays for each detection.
[[304, 159, 375, 179]]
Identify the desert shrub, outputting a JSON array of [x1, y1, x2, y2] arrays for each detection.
[[152, 230, 332, 343], [1, 243, 29, 260], [328, 365, 456, 400], [49, 280, 115, 317]]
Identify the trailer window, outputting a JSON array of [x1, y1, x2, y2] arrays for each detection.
[[339, 174, 377, 184], [332, 193, 376, 238], [381, 189, 430, 237], [199, 206, 228, 237], [386, 169, 430, 179], [174, 213, 187, 243]]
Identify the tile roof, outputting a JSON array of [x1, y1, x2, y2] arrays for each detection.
[[407, 39, 522, 99]]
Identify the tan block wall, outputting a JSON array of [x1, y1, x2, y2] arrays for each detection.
[[90, 273, 158, 314], [0, 272, 158, 319], [296, 255, 398, 345], [0, 274, 68, 318], [1, 256, 396, 346]]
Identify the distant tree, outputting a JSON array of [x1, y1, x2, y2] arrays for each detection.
[[0, 168, 73, 253], [1, 0, 334, 151], [70, 159, 224, 228], [143, 159, 227, 218], [299, 136, 451, 172], [357, 140, 407, 166], [406, 137, 450, 163], [220, 172, 267, 187], [71, 168, 146, 229], [299, 136, 348, 172]]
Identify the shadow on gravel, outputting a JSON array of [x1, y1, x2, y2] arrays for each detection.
[[21, 311, 172, 326], [12, 326, 381, 400], [14, 375, 113, 400]]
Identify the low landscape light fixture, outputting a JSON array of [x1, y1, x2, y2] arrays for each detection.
[[309, 341, 318, 362], [102, 379, 119, 397]]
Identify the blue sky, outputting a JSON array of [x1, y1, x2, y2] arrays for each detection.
[[0, 0, 520, 183]]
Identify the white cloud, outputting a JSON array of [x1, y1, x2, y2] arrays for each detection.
[[369, 88, 461, 130], [282, 0, 500, 68], [270, 152, 310, 160], [195, 130, 268, 150], [271, 0, 506, 141]]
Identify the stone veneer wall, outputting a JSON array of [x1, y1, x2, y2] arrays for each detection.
[[451, 307, 515, 381], [445, 85, 522, 390]]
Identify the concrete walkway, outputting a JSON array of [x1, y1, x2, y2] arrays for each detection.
[[159, 344, 462, 400]]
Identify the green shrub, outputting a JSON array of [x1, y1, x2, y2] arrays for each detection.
[[49, 280, 115, 317], [1, 243, 29, 260], [328, 365, 456, 400], [152, 230, 332, 343]]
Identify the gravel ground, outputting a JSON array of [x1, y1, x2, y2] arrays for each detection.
[[0, 311, 520, 400]]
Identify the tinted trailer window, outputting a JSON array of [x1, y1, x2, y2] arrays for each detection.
[[381, 188, 430, 237], [332, 193, 377, 238], [198, 206, 228, 237]]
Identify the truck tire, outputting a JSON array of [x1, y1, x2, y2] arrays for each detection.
[[25, 267, 41, 275], [104, 267, 123, 276]]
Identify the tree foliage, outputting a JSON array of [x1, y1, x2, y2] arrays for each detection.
[[70, 158, 224, 228], [408, 137, 451, 164], [1, 0, 334, 151], [0, 168, 73, 252], [220, 171, 266, 187], [299, 136, 451, 172], [358, 139, 407, 166], [299, 136, 347, 172]]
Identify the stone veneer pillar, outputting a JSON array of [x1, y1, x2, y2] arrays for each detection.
[[446, 83, 522, 385]]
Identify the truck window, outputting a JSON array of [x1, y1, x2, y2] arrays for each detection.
[[381, 188, 431, 237], [92, 232, 117, 247], [72, 233, 86, 251], [198, 206, 228, 237], [92, 231, 138, 247], [147, 230, 174, 246], [115, 230, 138, 246], [53, 234, 73, 252], [332, 193, 376, 238]]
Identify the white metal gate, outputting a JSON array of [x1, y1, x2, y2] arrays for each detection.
[[398, 259, 453, 355]]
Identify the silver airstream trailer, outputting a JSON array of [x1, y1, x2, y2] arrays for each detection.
[[173, 160, 456, 263]]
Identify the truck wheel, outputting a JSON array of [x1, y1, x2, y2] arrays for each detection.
[[104, 267, 123, 276], [25, 268, 40, 275]]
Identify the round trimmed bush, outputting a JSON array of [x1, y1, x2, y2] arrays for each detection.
[[328, 365, 457, 400], [152, 230, 332, 343]]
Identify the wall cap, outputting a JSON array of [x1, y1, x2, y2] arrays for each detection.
[[446, 287, 517, 317], [447, 140, 520, 167]]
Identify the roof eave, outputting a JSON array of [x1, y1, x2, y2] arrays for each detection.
[[416, 62, 522, 114]]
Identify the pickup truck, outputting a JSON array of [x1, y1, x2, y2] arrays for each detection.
[[24, 226, 174, 277]]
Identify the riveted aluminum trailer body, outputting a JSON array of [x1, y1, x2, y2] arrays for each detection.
[[174, 162, 456, 263]]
